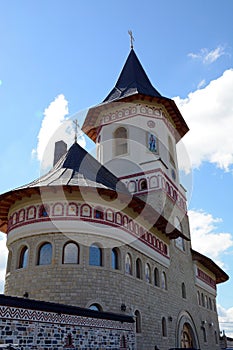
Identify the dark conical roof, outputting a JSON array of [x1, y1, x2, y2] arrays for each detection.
[[82, 49, 189, 142], [16, 142, 127, 193], [104, 49, 162, 102]]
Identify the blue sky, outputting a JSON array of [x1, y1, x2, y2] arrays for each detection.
[[0, 0, 233, 335]]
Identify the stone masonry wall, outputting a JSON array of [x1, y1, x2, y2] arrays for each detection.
[[0, 304, 135, 350]]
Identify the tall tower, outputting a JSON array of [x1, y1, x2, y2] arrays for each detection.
[[82, 48, 189, 239]]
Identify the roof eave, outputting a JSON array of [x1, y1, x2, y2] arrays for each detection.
[[82, 93, 189, 143], [191, 248, 229, 284], [0, 185, 188, 242]]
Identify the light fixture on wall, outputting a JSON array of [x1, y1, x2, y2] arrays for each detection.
[[23, 292, 29, 298], [202, 320, 207, 325], [168, 316, 173, 322], [209, 322, 214, 327]]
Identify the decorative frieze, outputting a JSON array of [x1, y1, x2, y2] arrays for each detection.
[[8, 201, 169, 259]]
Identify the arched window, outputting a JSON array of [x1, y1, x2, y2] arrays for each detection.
[[135, 310, 142, 333], [161, 271, 167, 290], [168, 135, 176, 167], [88, 303, 102, 311], [114, 127, 128, 156], [125, 253, 132, 275], [136, 258, 142, 279], [139, 178, 147, 191], [18, 246, 28, 269], [111, 248, 119, 270], [182, 282, 186, 299], [145, 263, 151, 283], [209, 297, 212, 310], [197, 291, 201, 305], [89, 244, 102, 266], [202, 326, 207, 342], [63, 242, 79, 264], [205, 295, 208, 308], [154, 267, 160, 287], [37, 243, 52, 265], [162, 317, 167, 337], [201, 293, 205, 307]]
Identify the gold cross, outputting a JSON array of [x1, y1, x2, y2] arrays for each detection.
[[128, 30, 135, 49]]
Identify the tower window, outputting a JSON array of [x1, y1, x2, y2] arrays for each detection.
[[125, 253, 132, 275], [63, 242, 79, 264], [135, 310, 142, 333], [114, 127, 128, 156], [111, 248, 119, 270], [136, 258, 142, 279], [161, 271, 167, 290], [18, 246, 29, 269], [37, 243, 52, 265], [89, 244, 102, 266], [145, 263, 151, 283], [162, 317, 167, 337], [154, 267, 160, 287]]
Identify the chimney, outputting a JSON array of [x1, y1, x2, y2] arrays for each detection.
[[53, 140, 67, 166]]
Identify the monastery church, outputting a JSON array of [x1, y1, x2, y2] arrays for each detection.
[[0, 45, 229, 350]]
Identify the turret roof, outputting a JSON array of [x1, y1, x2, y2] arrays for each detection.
[[16, 142, 127, 193], [103, 49, 162, 102], [82, 49, 189, 142]]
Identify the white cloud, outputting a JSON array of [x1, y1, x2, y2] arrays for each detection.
[[33, 94, 86, 170], [188, 209, 233, 266], [188, 46, 226, 64], [218, 304, 233, 337], [0, 232, 7, 293], [176, 69, 233, 172]]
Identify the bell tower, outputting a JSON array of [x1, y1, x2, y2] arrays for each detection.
[[82, 48, 190, 239]]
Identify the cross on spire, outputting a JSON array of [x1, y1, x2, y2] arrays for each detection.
[[128, 30, 135, 49], [73, 119, 79, 143]]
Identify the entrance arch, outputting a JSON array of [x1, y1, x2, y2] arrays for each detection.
[[176, 311, 200, 349]]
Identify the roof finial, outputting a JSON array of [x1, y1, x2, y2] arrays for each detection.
[[73, 119, 79, 143], [128, 30, 135, 49]]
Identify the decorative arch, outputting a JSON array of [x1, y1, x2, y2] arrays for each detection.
[[176, 311, 200, 349], [52, 202, 64, 216], [94, 207, 104, 220], [80, 204, 92, 217], [67, 202, 78, 216]]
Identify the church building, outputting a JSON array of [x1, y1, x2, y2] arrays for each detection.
[[0, 45, 229, 350]]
